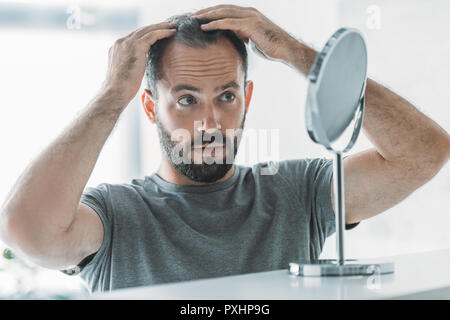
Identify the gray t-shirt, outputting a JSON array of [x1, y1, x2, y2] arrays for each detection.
[[70, 158, 358, 293]]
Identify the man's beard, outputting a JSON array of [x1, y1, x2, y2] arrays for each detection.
[[155, 111, 246, 183]]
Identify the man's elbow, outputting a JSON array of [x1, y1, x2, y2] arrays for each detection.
[[0, 210, 14, 247], [432, 133, 449, 168], [1, 211, 46, 259], [415, 134, 450, 180], [443, 134, 450, 162]]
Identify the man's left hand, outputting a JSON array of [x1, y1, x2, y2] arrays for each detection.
[[191, 5, 298, 63]]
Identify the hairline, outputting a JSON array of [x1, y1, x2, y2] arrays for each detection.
[[146, 31, 248, 100]]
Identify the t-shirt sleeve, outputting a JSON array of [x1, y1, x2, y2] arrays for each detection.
[[60, 183, 112, 276], [276, 158, 359, 256], [309, 158, 337, 242]]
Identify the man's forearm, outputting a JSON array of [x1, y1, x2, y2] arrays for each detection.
[[284, 39, 450, 170], [0, 88, 128, 246], [363, 79, 450, 165]]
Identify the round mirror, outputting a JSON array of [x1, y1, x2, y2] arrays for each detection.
[[291, 27, 394, 276], [305, 28, 367, 151]]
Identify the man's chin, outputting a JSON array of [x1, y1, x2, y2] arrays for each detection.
[[171, 162, 233, 183]]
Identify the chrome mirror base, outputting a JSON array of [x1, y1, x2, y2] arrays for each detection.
[[288, 260, 395, 277]]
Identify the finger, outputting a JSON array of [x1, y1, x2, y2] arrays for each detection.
[[193, 7, 252, 21], [192, 4, 239, 16], [200, 18, 243, 31], [193, 4, 254, 17], [132, 21, 177, 39], [200, 18, 250, 42], [133, 21, 177, 39], [126, 21, 174, 39], [138, 28, 177, 48]]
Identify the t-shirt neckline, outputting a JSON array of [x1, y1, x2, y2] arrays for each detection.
[[146, 165, 241, 193]]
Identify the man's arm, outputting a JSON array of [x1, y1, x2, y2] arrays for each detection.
[[286, 41, 450, 224], [0, 22, 176, 269]]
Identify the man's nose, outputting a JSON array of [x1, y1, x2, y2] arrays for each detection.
[[196, 106, 222, 133]]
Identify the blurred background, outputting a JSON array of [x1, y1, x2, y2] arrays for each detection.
[[0, 0, 449, 298]]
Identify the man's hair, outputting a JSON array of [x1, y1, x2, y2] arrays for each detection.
[[145, 14, 248, 101]]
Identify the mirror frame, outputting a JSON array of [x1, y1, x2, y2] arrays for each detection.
[[305, 27, 367, 153]]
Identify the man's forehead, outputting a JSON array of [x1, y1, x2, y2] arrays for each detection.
[[160, 39, 244, 85], [159, 70, 245, 94], [170, 80, 241, 94], [163, 37, 241, 63]]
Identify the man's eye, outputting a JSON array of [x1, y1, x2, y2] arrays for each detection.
[[220, 92, 235, 102], [178, 96, 197, 106]]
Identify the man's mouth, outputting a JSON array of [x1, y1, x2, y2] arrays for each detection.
[[193, 143, 224, 149], [192, 143, 225, 158]]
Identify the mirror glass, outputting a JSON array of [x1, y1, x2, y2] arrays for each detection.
[[306, 28, 367, 148]]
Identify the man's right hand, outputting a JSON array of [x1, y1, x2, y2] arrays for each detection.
[[102, 21, 177, 104]]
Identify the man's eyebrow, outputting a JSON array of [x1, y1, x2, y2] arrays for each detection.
[[215, 81, 240, 92], [171, 81, 240, 94]]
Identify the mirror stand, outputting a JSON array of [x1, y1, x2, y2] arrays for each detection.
[[289, 91, 394, 277], [288, 147, 395, 276]]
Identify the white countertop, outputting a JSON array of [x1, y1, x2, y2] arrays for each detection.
[[92, 248, 450, 299]]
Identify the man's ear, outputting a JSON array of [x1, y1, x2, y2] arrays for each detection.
[[141, 89, 156, 124], [244, 80, 254, 113]]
